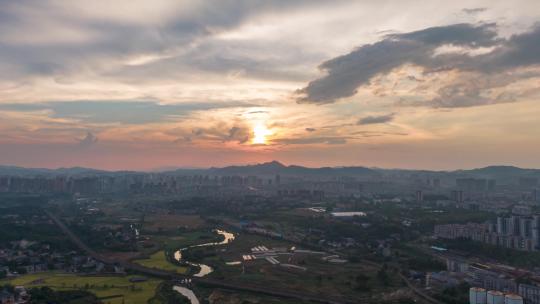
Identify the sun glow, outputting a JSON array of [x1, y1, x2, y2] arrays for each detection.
[[252, 123, 272, 144]]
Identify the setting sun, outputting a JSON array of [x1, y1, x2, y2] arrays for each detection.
[[252, 123, 272, 144]]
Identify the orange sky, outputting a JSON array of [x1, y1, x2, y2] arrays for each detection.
[[0, 1, 539, 170]]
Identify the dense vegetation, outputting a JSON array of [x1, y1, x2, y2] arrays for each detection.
[[29, 286, 100, 304], [434, 282, 471, 304], [148, 282, 190, 304], [0, 196, 76, 250]]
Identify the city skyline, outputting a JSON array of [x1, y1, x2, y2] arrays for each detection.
[[3, 160, 540, 173], [1, 1, 540, 170]]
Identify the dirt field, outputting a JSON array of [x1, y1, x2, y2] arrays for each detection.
[[104, 251, 142, 261], [143, 214, 205, 232]]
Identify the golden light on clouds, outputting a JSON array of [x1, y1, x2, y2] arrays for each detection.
[[1, 1, 539, 170], [252, 122, 272, 145]]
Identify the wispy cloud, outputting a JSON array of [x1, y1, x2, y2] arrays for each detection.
[[462, 7, 487, 15], [358, 113, 395, 125], [0, 100, 255, 124], [274, 136, 348, 145]]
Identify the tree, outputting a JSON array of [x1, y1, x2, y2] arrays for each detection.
[[29, 286, 100, 304], [377, 264, 390, 286]]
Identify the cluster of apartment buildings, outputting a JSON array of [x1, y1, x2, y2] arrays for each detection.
[[434, 214, 540, 252], [439, 255, 540, 304], [0, 174, 281, 195], [0, 171, 369, 198]]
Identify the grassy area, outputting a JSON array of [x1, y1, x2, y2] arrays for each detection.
[[143, 230, 222, 250], [193, 287, 312, 304], [199, 233, 399, 299], [219, 256, 396, 299], [133, 250, 189, 274], [0, 272, 161, 304], [394, 244, 447, 272]]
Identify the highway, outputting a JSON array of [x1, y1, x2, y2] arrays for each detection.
[[397, 272, 442, 304], [45, 210, 357, 304]]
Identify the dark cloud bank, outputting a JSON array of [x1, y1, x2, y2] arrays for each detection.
[[297, 23, 540, 107], [357, 113, 395, 125]]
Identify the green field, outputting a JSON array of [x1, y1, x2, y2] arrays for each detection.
[[133, 250, 189, 274], [191, 232, 397, 300], [0, 272, 162, 304], [141, 230, 222, 253]]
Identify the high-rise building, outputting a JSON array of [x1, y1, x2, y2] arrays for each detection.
[[452, 190, 464, 203], [497, 217, 507, 234], [519, 218, 532, 238], [533, 216, 540, 249], [416, 190, 424, 202], [441, 215, 540, 252], [518, 284, 540, 304], [510, 216, 520, 236]]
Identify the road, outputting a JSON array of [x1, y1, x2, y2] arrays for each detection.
[[45, 210, 357, 304], [397, 272, 442, 304]]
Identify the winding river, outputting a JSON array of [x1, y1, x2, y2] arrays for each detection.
[[173, 229, 235, 303], [173, 286, 200, 304]]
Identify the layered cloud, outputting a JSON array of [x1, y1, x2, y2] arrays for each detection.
[[274, 136, 348, 145], [0, 100, 254, 124], [0, 1, 540, 170], [0, 0, 331, 83], [297, 23, 540, 107], [181, 123, 252, 145]]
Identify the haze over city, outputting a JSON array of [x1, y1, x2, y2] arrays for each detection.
[[1, 0, 540, 170], [3, 2, 540, 304]]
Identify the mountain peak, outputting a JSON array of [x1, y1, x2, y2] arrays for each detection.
[[258, 160, 286, 168]]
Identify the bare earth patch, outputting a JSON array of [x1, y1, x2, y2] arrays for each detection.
[[143, 214, 205, 232]]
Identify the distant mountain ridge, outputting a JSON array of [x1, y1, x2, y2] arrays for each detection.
[[0, 165, 131, 176], [457, 165, 540, 176], [204, 161, 379, 177], [451, 166, 540, 182], [1, 162, 540, 179]]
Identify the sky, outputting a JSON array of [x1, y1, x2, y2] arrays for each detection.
[[0, 0, 539, 170]]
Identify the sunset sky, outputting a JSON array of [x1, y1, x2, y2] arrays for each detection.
[[1, 0, 539, 170]]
